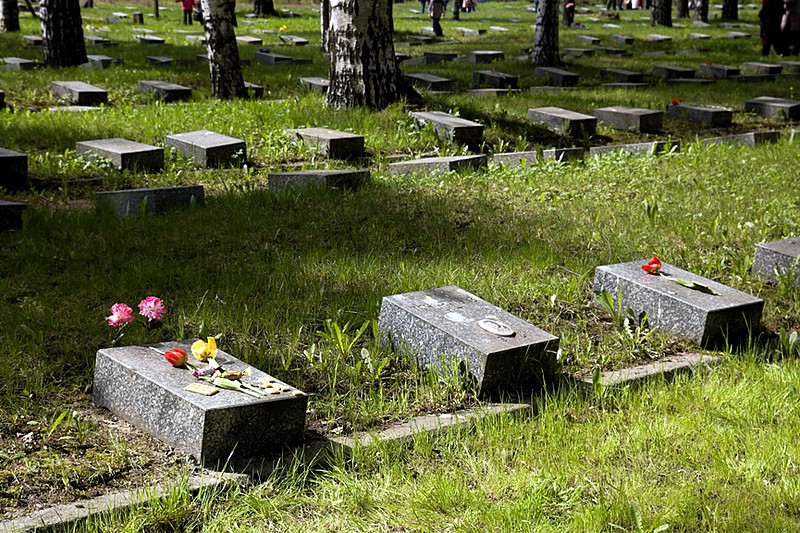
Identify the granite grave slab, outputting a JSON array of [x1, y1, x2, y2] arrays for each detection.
[[744, 96, 800, 120], [647, 33, 672, 42], [267, 169, 369, 192], [780, 60, 800, 73], [137, 80, 192, 102], [145, 55, 174, 66], [166, 130, 246, 167], [741, 62, 782, 74], [424, 51, 457, 63], [562, 48, 595, 58], [600, 67, 644, 83], [611, 34, 634, 44], [411, 111, 484, 150], [534, 67, 579, 87], [702, 131, 780, 145], [86, 35, 114, 46], [467, 88, 520, 97], [236, 36, 263, 45], [666, 78, 714, 85], [0, 89, 4, 109], [589, 140, 679, 156], [593, 259, 764, 347], [93, 341, 307, 463], [576, 35, 601, 45], [134, 35, 165, 44], [22, 35, 42, 47], [753, 238, 800, 285], [727, 31, 751, 38], [3, 57, 35, 70], [652, 65, 695, 79], [666, 103, 732, 127], [84, 54, 117, 68], [0, 147, 28, 191], [51, 81, 108, 106], [594, 106, 663, 133], [244, 81, 264, 98], [279, 35, 309, 45], [379, 286, 560, 395], [95, 185, 204, 216], [466, 50, 505, 63], [0, 200, 26, 231], [405, 72, 453, 91], [601, 82, 649, 89], [388, 155, 487, 175], [527, 106, 597, 137], [473, 70, 518, 89], [286, 127, 365, 159], [299, 77, 330, 94], [689, 32, 711, 39], [698, 63, 740, 78], [77, 138, 164, 171], [253, 51, 295, 64]]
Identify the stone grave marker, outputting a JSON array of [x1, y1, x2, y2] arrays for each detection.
[[424, 51, 457, 64], [404, 73, 453, 91], [0, 148, 28, 191], [598, 47, 629, 56], [604, 23, 621, 28], [236, 36, 263, 45], [131, 27, 155, 34], [51, 81, 108, 106], [689, 32, 711, 39], [0, 200, 26, 232], [286, 127, 364, 159], [727, 31, 751, 38], [253, 51, 295, 64], [753, 238, 800, 285], [132, 12, 144, 23], [96, 186, 203, 216], [137, 80, 192, 102], [83, 55, 117, 69], [741, 62, 782, 75], [647, 34, 672, 42], [299, 77, 329, 94], [465, 50, 505, 63], [379, 286, 560, 395], [733, 73, 775, 82], [666, 78, 714, 85], [411, 111, 484, 150], [744, 96, 800, 120], [186, 35, 207, 44], [93, 341, 307, 463], [22, 35, 42, 47], [666, 103, 732, 127], [576, 35, 601, 45], [268, 169, 369, 192], [600, 67, 644, 83], [698, 63, 739, 78], [611, 34, 634, 44], [490, 25, 509, 32], [492, 151, 539, 167], [593, 259, 763, 347], [454, 27, 486, 36], [244, 82, 264, 98], [473, 70, 518, 89], [702, 131, 780, 146], [104, 17, 123, 23], [47, 106, 104, 113], [693, 20, 711, 27], [601, 82, 649, 89], [134, 35, 165, 44], [145, 56, 174, 66], [388, 154, 487, 175], [3, 57, 35, 70], [594, 106, 663, 133], [279, 35, 309, 46], [562, 48, 595, 58], [166, 130, 246, 168], [86, 35, 114, 46], [534, 67, 579, 87], [77, 138, 164, 171], [652, 64, 696, 79], [527, 107, 597, 137], [589, 140, 680, 156], [468, 88, 520, 97], [780, 60, 800, 73]]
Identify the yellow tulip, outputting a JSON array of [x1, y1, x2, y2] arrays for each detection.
[[191, 337, 218, 362]]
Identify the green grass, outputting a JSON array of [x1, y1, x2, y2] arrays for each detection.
[[2, 0, 800, 526]]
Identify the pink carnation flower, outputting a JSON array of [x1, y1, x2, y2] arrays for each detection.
[[107, 303, 134, 327], [138, 296, 165, 322]]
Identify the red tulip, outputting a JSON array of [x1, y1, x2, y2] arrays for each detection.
[[165, 348, 188, 367], [671, 99, 683, 106], [642, 256, 662, 274]]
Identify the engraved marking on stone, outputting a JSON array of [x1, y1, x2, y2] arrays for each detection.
[[478, 318, 516, 337]]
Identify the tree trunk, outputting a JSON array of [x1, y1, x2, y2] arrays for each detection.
[[200, 0, 246, 98], [693, 0, 707, 22], [320, 0, 330, 51], [650, 0, 672, 26], [721, 0, 737, 19], [0, 0, 20, 32], [154, 0, 159, 18], [39, 0, 87, 67], [326, 0, 418, 109], [676, 0, 688, 18], [254, 0, 277, 16], [531, 0, 559, 66]]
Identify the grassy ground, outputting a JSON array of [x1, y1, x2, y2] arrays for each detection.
[[2, 0, 800, 527]]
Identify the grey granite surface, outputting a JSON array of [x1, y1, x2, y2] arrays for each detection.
[[652, 65, 696, 79], [77, 138, 164, 171], [0, 147, 28, 191], [534, 67, 579, 87], [267, 169, 369, 191], [51, 81, 108, 106], [744, 96, 800, 120], [0, 200, 26, 232], [590, 140, 679, 156], [594, 106, 663, 133], [702, 130, 780, 146], [388, 154, 487, 175], [410, 111, 484, 150], [753, 237, 800, 285], [527, 106, 597, 137], [666, 103, 732, 127], [286, 127, 365, 159], [137, 80, 192, 102], [95, 184, 204, 216], [166, 130, 246, 167]]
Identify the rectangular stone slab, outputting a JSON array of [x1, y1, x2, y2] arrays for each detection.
[[601, 82, 649, 89], [652, 65, 696, 79], [77, 138, 164, 171], [593, 260, 764, 347], [279, 35, 308, 45], [299, 77, 330, 94], [727, 31, 751, 38], [236, 35, 263, 45], [0, 200, 26, 232], [95, 185, 204, 216], [492, 151, 539, 168], [86, 35, 114, 46], [666, 103, 732, 127], [600, 68, 644, 83], [404, 73, 453, 91], [411, 111, 484, 150], [84, 54, 116, 68], [744, 96, 800, 120], [780, 60, 800, 73], [741, 62, 782, 74], [561, 48, 595, 58], [134, 35, 165, 44], [379, 286, 559, 394], [466, 50, 505, 63], [611, 34, 635, 44], [253, 51, 295, 64], [0, 147, 28, 191], [703, 131, 780, 145], [93, 341, 307, 463], [286, 127, 364, 159], [753, 238, 800, 285], [590, 140, 680, 156], [527, 106, 597, 137], [388, 155, 487, 175], [594, 106, 663, 133], [268, 169, 369, 191], [3, 57, 35, 70], [473, 70, 518, 89], [647, 33, 672, 42], [23, 35, 42, 46], [424, 51, 457, 63], [534, 67, 579, 87], [576, 35, 601, 44], [51, 81, 108, 106], [698, 63, 740, 78], [166, 130, 246, 167], [137, 80, 192, 102], [0, 89, 4, 108]]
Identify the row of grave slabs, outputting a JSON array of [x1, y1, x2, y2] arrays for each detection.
[[8, 240, 800, 531]]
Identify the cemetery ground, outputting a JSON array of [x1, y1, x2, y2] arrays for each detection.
[[2, 0, 800, 529]]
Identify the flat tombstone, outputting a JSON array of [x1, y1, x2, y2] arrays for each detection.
[[734, 73, 775, 82], [492, 151, 538, 168], [741, 61, 782, 74], [0, 200, 26, 232], [534, 67, 579, 87], [576, 35, 601, 45], [727, 31, 751, 38], [594, 106, 663, 133], [286, 127, 364, 159], [236, 35, 263, 45], [593, 260, 764, 347], [279, 35, 309, 45], [779, 60, 800, 73], [543, 147, 585, 161], [404, 72, 453, 91], [698, 63, 739, 78], [601, 82, 649, 89], [95, 185, 204, 216], [166, 130, 246, 168], [267, 169, 369, 192], [689, 32, 711, 39], [22, 35, 42, 47], [424, 51, 457, 64], [299, 77, 330, 94], [702, 131, 780, 146], [411, 111, 484, 150], [467, 50, 505, 63], [590, 140, 680, 156], [600, 67, 644, 83], [253, 51, 295, 64], [388, 154, 487, 175], [132, 12, 144, 23], [665, 78, 713, 85], [652, 64, 696, 79], [186, 35, 207, 44], [0, 89, 3, 108], [666, 103, 732, 127], [77, 138, 164, 171], [527, 106, 597, 137], [467, 88, 520, 97], [611, 34, 634, 44], [51, 81, 108, 106], [244, 81, 264, 98], [0, 148, 28, 191], [744, 96, 800, 120], [647, 33, 672, 42], [145, 56, 174, 66], [137, 80, 192, 102], [562, 48, 595, 58], [3, 57, 35, 70], [93, 342, 307, 463], [84, 54, 116, 69], [86, 35, 114, 46], [473, 70, 518, 89], [378, 286, 560, 395], [134, 35, 165, 44], [490, 25, 509, 32], [599, 47, 629, 56], [753, 238, 800, 285]]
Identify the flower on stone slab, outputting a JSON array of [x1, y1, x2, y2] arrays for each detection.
[[107, 303, 134, 327], [671, 99, 683, 106], [642, 255, 662, 274], [138, 296, 165, 322], [165, 348, 188, 367], [192, 337, 218, 362]]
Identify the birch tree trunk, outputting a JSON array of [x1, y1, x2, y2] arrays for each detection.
[[530, 0, 560, 67], [39, 0, 87, 67], [721, 0, 737, 19], [693, 0, 707, 23], [0, 0, 20, 32], [326, 0, 417, 109], [320, 0, 330, 51], [650, 0, 672, 26], [200, 0, 246, 98]]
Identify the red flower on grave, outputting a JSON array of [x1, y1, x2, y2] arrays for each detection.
[[705, 60, 713, 65], [642, 256, 662, 274], [165, 348, 188, 367], [671, 99, 683, 106]]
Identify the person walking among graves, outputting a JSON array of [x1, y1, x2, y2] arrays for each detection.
[[429, 0, 445, 36], [564, 0, 575, 25], [782, 0, 800, 54], [177, 0, 194, 24], [421, 0, 428, 15], [761, 0, 785, 55]]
